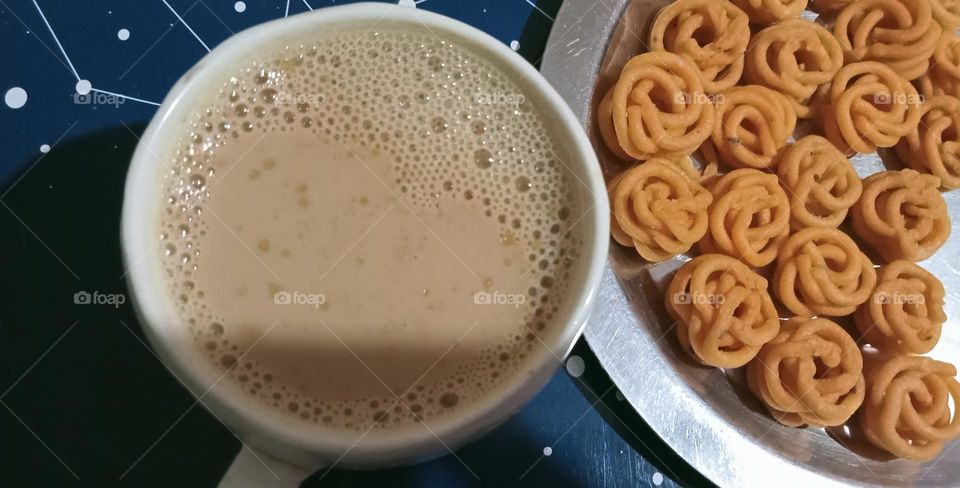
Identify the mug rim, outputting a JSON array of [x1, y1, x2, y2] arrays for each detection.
[[121, 2, 609, 466]]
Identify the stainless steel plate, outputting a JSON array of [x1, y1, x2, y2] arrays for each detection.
[[541, 1, 960, 486]]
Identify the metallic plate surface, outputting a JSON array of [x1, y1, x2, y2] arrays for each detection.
[[541, 1, 960, 486]]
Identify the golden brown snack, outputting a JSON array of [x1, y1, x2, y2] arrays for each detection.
[[597, 53, 715, 161], [855, 260, 946, 354], [777, 135, 862, 230], [597, 90, 633, 161], [730, 0, 807, 24], [744, 19, 843, 119], [896, 95, 960, 190], [649, 0, 750, 93], [862, 355, 960, 461], [700, 169, 790, 267], [833, 0, 941, 81], [710, 86, 797, 169], [609, 159, 713, 261], [931, 0, 960, 28], [666, 254, 780, 368], [774, 226, 877, 317], [851, 169, 951, 262], [809, 0, 856, 12], [747, 317, 865, 427], [919, 34, 960, 100], [820, 62, 922, 155]]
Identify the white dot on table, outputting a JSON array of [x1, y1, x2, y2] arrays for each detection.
[[566, 355, 585, 377], [117, 28, 130, 41], [76, 79, 92, 95], [510, 40, 520, 51], [542, 446, 552, 456], [5, 87, 27, 109], [40, 144, 50, 153], [652, 472, 664, 486], [234, 1, 246, 12]]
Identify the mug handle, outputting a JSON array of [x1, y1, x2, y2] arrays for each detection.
[[218, 446, 317, 488]]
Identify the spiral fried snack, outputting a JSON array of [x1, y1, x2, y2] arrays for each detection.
[[729, 0, 807, 24], [896, 95, 960, 190], [777, 135, 862, 230], [700, 169, 790, 267], [666, 254, 780, 368], [833, 0, 941, 81], [710, 86, 796, 169], [609, 159, 713, 261], [855, 260, 946, 354], [598, 52, 715, 161], [851, 169, 951, 262], [820, 62, 922, 155], [747, 317, 865, 427], [774, 227, 877, 317], [744, 20, 843, 119], [920, 34, 960, 100], [862, 355, 960, 461], [931, 0, 960, 28], [648, 0, 751, 93]]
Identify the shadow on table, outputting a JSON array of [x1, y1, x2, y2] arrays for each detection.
[[0, 125, 236, 487]]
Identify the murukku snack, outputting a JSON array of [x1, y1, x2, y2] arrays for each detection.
[[747, 317, 865, 427], [851, 169, 951, 262], [774, 226, 877, 317], [855, 260, 946, 354], [649, 0, 750, 93], [609, 158, 713, 262], [820, 62, 922, 155], [744, 19, 843, 119], [666, 254, 780, 368], [833, 0, 941, 81], [710, 86, 796, 169], [896, 95, 960, 190], [777, 135, 862, 230], [597, 52, 715, 161], [700, 169, 790, 267], [730, 0, 807, 24], [920, 34, 960, 100], [931, 0, 960, 28], [862, 355, 960, 461]]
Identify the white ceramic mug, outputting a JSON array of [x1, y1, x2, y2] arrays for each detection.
[[121, 3, 608, 486]]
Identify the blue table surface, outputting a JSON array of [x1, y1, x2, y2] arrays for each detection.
[[0, 1, 709, 487]]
